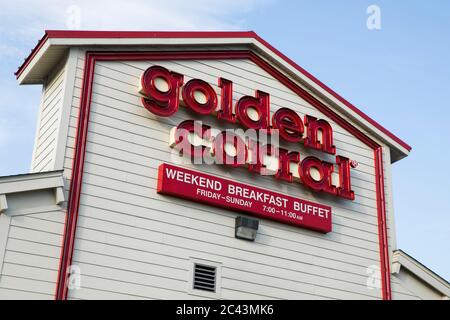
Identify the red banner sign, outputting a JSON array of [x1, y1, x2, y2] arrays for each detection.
[[157, 163, 332, 233]]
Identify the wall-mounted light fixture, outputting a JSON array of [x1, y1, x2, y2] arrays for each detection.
[[235, 216, 259, 241]]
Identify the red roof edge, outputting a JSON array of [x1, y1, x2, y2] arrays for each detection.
[[15, 30, 411, 152], [14, 30, 257, 78], [45, 30, 258, 39], [14, 32, 49, 77]]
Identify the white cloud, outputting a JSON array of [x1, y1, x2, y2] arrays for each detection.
[[0, 0, 271, 36], [0, 0, 271, 61]]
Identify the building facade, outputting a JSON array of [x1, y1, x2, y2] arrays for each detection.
[[0, 30, 448, 300]]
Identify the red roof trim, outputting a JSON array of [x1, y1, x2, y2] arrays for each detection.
[[15, 30, 411, 151], [45, 30, 258, 39], [14, 32, 49, 77], [14, 30, 257, 78]]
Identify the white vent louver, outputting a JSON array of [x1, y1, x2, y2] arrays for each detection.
[[193, 264, 217, 292]]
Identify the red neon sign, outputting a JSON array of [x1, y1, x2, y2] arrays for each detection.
[[139, 65, 356, 201], [158, 163, 332, 233], [139, 65, 336, 154]]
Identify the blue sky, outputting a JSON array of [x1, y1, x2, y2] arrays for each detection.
[[1, 0, 449, 281]]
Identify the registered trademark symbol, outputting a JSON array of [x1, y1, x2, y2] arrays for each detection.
[[350, 160, 359, 168]]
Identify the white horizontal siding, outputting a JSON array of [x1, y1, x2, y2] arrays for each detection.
[[58, 52, 392, 300], [391, 280, 421, 300], [0, 209, 64, 299], [31, 59, 66, 172], [0, 287, 54, 300]]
